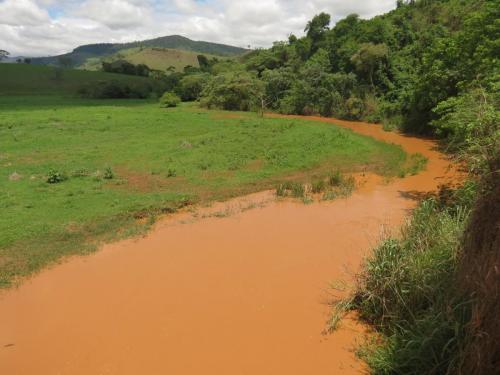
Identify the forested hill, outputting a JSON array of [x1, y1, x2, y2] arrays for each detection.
[[201, 0, 497, 140], [31, 35, 248, 67]]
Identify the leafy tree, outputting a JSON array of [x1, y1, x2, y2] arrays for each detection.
[[350, 43, 389, 89], [197, 55, 210, 72], [102, 60, 150, 77], [432, 87, 499, 173], [305, 12, 331, 53], [0, 50, 9, 61], [177, 73, 210, 101], [200, 72, 264, 111], [245, 49, 282, 75], [261, 67, 295, 110]]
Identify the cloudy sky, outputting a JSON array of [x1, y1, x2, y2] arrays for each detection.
[[0, 0, 396, 57]]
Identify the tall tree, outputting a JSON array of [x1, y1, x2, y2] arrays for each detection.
[[304, 12, 331, 53], [350, 43, 388, 89]]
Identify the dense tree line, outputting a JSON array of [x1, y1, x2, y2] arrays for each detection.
[[197, 0, 498, 144], [102, 60, 151, 77]]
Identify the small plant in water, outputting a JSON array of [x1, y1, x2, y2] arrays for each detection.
[[311, 179, 326, 194], [328, 170, 343, 186], [47, 169, 68, 184], [339, 175, 355, 197], [291, 182, 305, 198], [322, 190, 338, 201], [276, 183, 288, 197]]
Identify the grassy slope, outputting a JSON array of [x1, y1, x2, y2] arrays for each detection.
[[81, 47, 225, 72], [0, 95, 409, 287], [0, 64, 154, 95]]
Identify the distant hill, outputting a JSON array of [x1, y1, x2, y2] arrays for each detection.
[[80, 47, 225, 72], [31, 35, 248, 69]]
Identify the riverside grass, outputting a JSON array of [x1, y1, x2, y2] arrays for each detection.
[[0, 96, 409, 287], [330, 183, 477, 374]]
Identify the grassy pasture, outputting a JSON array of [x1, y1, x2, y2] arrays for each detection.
[[0, 95, 409, 287], [0, 64, 155, 95]]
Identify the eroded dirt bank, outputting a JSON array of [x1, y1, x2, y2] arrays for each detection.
[[0, 117, 458, 374]]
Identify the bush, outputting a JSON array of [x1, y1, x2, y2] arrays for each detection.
[[159, 92, 181, 108], [344, 96, 365, 120], [103, 166, 114, 180], [47, 169, 68, 184], [177, 74, 209, 101]]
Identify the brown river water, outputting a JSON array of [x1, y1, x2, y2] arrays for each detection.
[[0, 116, 458, 374]]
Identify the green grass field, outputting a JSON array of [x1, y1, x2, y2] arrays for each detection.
[[0, 64, 154, 95], [0, 95, 410, 287]]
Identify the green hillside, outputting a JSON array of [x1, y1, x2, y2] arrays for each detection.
[[0, 64, 155, 95], [31, 35, 248, 68], [81, 47, 225, 72]]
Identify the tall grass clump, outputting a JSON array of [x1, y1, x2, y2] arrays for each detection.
[[275, 182, 305, 198], [332, 184, 477, 374]]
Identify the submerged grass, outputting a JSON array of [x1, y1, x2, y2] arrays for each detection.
[[0, 96, 407, 287], [275, 171, 356, 202]]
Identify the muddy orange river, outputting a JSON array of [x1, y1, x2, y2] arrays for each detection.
[[0, 116, 458, 374]]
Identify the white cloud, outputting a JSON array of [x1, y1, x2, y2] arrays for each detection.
[[0, 0, 50, 26], [77, 0, 153, 29], [0, 0, 397, 57]]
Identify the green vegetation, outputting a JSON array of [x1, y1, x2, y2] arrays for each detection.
[[331, 184, 477, 374], [82, 47, 225, 73], [275, 170, 356, 201], [327, 5, 499, 368], [159, 92, 181, 108], [194, 0, 498, 137], [0, 96, 408, 287], [1, 1, 497, 371], [0, 64, 157, 96]]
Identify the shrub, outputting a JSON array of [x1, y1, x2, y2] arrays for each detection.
[[103, 166, 114, 180], [47, 169, 68, 184], [159, 92, 181, 108], [344, 97, 365, 120]]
